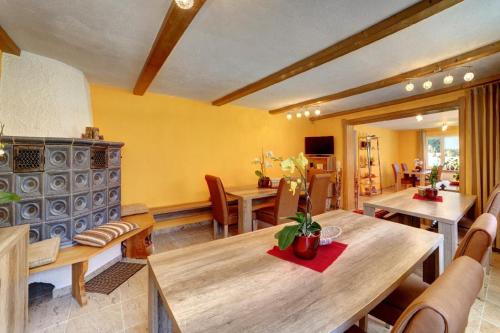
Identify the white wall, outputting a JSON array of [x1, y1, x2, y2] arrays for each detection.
[[0, 51, 92, 137], [0, 51, 119, 290]]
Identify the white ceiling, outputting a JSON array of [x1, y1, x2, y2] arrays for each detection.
[[1, 0, 499, 114], [367, 110, 459, 130]]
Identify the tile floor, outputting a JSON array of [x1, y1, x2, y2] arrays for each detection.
[[29, 222, 500, 333]]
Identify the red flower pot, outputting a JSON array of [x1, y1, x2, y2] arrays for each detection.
[[426, 188, 438, 200], [292, 233, 320, 260], [258, 177, 272, 188]]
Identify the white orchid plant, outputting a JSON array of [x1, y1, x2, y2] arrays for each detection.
[[252, 149, 275, 179], [0, 123, 21, 204], [274, 152, 322, 250]]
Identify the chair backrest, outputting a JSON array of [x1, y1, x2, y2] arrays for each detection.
[[273, 178, 300, 223], [401, 163, 409, 172], [308, 173, 331, 216], [205, 175, 229, 225], [392, 163, 401, 182], [484, 183, 500, 218], [454, 213, 497, 265], [392, 256, 483, 333]]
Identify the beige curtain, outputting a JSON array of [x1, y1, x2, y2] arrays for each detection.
[[417, 129, 425, 164], [463, 82, 500, 247]]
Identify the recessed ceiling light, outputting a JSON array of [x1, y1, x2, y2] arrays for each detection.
[[422, 80, 432, 90], [314, 109, 321, 116], [405, 82, 414, 92], [442, 123, 448, 132], [286, 113, 292, 120], [443, 74, 454, 85], [175, 0, 194, 9], [464, 72, 474, 82], [416, 114, 423, 122], [304, 110, 311, 117], [296, 112, 302, 119]]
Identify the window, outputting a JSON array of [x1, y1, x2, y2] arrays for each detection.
[[426, 135, 459, 170]]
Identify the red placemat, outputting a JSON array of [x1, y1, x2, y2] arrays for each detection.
[[412, 194, 443, 202], [267, 242, 348, 273]]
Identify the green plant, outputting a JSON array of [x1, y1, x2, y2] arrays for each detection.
[[273, 152, 322, 250], [429, 165, 439, 189], [252, 149, 274, 179], [453, 173, 459, 181], [0, 191, 21, 204]]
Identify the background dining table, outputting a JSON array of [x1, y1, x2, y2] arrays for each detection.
[[396, 169, 430, 190], [363, 187, 476, 267], [148, 210, 443, 333]]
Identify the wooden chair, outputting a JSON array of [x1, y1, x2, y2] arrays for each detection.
[[392, 163, 413, 189], [369, 213, 497, 327], [253, 178, 300, 230], [347, 256, 484, 333], [299, 173, 331, 216], [205, 175, 238, 238]]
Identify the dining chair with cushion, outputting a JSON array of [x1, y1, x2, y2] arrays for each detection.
[[393, 163, 413, 189], [459, 183, 500, 230], [299, 173, 331, 216], [401, 163, 419, 187], [205, 175, 238, 239], [347, 256, 484, 333], [253, 178, 300, 230], [369, 212, 497, 327]]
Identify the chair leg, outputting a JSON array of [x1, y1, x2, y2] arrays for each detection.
[[213, 219, 218, 239], [223, 224, 229, 238]]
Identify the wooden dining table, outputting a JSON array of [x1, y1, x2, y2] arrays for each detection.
[[363, 187, 476, 268], [396, 169, 430, 190], [225, 185, 278, 233], [148, 210, 443, 333]]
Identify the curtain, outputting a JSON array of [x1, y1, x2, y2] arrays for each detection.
[[464, 82, 500, 247], [417, 129, 425, 165]]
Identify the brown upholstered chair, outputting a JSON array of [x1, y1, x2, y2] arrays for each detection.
[[298, 173, 331, 216], [346, 256, 484, 333], [205, 175, 238, 239], [369, 213, 497, 326], [393, 163, 413, 189], [253, 178, 300, 230], [459, 183, 500, 229]]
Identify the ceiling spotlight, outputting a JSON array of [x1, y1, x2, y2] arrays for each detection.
[[443, 74, 454, 85], [405, 82, 414, 92], [464, 71, 474, 82], [416, 114, 423, 122], [442, 123, 448, 132], [296, 112, 302, 119], [286, 113, 292, 120], [304, 110, 311, 117], [314, 109, 321, 116], [175, 0, 194, 9], [422, 80, 432, 90]]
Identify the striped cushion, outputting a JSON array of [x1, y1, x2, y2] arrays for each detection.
[[73, 221, 139, 247]]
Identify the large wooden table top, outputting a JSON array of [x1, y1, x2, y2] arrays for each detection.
[[364, 187, 476, 225], [148, 210, 442, 333], [225, 185, 278, 199]]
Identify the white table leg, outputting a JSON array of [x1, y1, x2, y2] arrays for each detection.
[[437, 221, 457, 268], [149, 267, 172, 333], [363, 204, 376, 217], [419, 173, 425, 186], [238, 198, 253, 234]]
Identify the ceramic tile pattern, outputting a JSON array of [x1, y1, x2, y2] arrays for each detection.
[[28, 222, 500, 333]]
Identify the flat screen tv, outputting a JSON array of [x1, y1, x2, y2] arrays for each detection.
[[305, 136, 334, 155]]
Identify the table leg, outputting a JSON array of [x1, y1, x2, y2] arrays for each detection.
[[437, 221, 457, 268], [363, 204, 376, 217], [423, 239, 444, 283], [238, 198, 253, 233], [149, 267, 172, 333]]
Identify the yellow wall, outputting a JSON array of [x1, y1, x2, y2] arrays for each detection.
[[354, 124, 400, 188], [398, 130, 420, 169], [91, 84, 315, 207]]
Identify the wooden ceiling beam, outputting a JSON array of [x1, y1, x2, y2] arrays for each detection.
[[133, 0, 206, 96], [311, 72, 500, 121], [212, 0, 463, 106], [0, 25, 20, 56], [270, 40, 500, 114]]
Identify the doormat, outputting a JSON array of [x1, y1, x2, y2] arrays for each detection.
[[85, 261, 145, 294]]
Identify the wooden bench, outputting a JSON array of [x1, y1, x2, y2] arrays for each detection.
[[29, 212, 154, 306]]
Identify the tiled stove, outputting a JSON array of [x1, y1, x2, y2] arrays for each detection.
[[0, 136, 124, 247]]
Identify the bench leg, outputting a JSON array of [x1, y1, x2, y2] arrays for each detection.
[[124, 226, 153, 259], [72, 261, 88, 306]]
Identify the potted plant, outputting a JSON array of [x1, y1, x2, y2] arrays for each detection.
[[274, 152, 322, 259], [252, 149, 274, 188], [425, 165, 439, 200]]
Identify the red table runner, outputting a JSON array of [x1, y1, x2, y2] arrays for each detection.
[[267, 242, 348, 273], [412, 193, 443, 202]]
